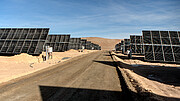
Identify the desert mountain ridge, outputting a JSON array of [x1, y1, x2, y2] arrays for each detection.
[[81, 37, 122, 50]]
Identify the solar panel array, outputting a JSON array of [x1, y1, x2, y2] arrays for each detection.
[[115, 42, 121, 51], [121, 39, 130, 54], [0, 28, 102, 56], [68, 39, 100, 50], [45, 35, 70, 52], [143, 31, 180, 62], [68, 38, 82, 50], [130, 35, 143, 54], [90, 43, 101, 50], [86, 41, 92, 50], [80, 39, 87, 49], [120, 40, 124, 53], [0, 28, 49, 55]]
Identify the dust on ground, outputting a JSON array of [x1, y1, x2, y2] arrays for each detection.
[[114, 52, 180, 101], [0, 50, 97, 84]]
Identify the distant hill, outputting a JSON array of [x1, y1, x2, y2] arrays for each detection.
[[82, 37, 122, 50]]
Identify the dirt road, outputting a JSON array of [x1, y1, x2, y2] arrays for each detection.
[[0, 51, 130, 101]]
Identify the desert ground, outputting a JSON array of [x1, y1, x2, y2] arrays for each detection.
[[113, 51, 180, 101], [0, 37, 179, 101], [0, 37, 122, 84], [0, 49, 97, 84], [82, 37, 122, 50], [0, 51, 132, 101]]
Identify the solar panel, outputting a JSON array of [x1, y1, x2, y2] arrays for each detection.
[[86, 41, 92, 50], [124, 39, 130, 54], [115, 43, 121, 51], [90, 43, 101, 50], [68, 38, 81, 50], [0, 28, 49, 55], [142, 30, 180, 63], [46, 34, 70, 52], [130, 35, 143, 54], [121, 40, 125, 53]]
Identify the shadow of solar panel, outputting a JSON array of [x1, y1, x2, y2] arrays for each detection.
[[160, 31, 169, 37], [174, 54, 180, 61], [144, 45, 153, 52], [154, 46, 162, 52], [155, 53, 164, 61], [145, 52, 154, 60], [164, 54, 174, 61], [153, 38, 161, 44], [173, 46, 180, 53], [161, 38, 170, 44], [163, 46, 172, 53]]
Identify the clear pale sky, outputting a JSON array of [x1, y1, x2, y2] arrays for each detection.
[[0, 0, 179, 39]]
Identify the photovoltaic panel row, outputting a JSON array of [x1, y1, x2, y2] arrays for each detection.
[[143, 31, 180, 45], [123, 39, 130, 53], [0, 28, 49, 55], [47, 35, 70, 43], [90, 43, 101, 50], [143, 30, 180, 62], [115, 43, 121, 51], [68, 38, 82, 50], [130, 35, 143, 54], [46, 43, 69, 52], [46, 35, 70, 52]]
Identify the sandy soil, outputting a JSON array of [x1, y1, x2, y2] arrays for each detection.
[[0, 51, 128, 101], [114, 52, 180, 100], [82, 37, 122, 50], [0, 49, 97, 84]]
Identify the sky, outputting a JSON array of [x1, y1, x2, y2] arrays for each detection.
[[0, 0, 179, 39]]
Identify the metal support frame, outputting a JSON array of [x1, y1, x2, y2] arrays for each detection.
[[159, 31, 166, 61]]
